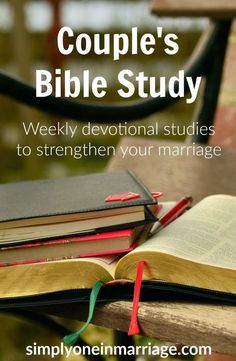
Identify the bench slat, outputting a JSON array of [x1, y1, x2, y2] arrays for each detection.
[[151, 0, 236, 18], [38, 301, 236, 356]]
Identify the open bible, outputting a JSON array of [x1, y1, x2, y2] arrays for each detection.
[[0, 194, 235, 302]]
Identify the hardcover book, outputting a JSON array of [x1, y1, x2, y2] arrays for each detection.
[[0, 228, 140, 266], [0, 171, 157, 246]]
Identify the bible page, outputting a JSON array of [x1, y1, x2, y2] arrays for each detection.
[[131, 194, 236, 270]]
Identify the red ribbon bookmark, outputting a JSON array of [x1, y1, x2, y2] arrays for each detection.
[[128, 260, 145, 336]]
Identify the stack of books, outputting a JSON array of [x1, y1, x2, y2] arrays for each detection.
[[0, 171, 235, 306], [0, 171, 158, 266]]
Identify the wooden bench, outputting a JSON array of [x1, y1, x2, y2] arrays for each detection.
[[39, 138, 236, 356]]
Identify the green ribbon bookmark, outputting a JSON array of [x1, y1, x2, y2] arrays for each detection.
[[63, 281, 104, 346]]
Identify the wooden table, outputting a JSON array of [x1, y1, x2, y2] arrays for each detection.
[[44, 138, 236, 356]]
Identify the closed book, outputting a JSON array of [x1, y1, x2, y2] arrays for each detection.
[[0, 170, 157, 246], [0, 228, 140, 266]]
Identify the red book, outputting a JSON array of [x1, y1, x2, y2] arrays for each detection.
[[0, 228, 141, 267], [0, 203, 161, 267]]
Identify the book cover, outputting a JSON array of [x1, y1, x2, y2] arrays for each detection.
[[0, 171, 156, 223]]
